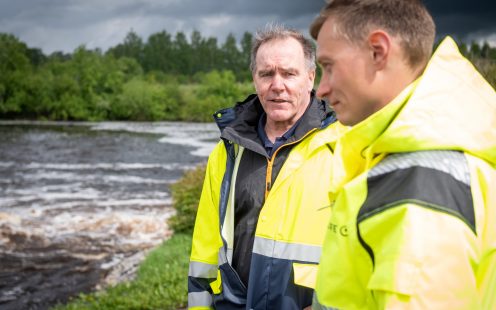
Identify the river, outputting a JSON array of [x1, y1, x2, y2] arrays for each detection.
[[0, 121, 218, 309]]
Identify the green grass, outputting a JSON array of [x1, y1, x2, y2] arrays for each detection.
[[54, 233, 192, 310]]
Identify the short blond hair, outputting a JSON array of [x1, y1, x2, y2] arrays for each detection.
[[310, 0, 436, 68]]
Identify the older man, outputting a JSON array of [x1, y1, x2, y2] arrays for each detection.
[[187, 24, 343, 309], [311, 0, 496, 309]]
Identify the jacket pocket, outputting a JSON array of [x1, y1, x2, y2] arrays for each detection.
[[209, 270, 222, 294], [293, 263, 319, 289]]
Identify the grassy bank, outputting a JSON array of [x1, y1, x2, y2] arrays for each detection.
[[55, 233, 191, 310]]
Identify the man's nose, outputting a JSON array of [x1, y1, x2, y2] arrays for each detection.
[[270, 74, 284, 91], [316, 75, 331, 99]]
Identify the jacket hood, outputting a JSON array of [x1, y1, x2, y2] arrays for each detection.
[[372, 36, 496, 166], [328, 37, 496, 194]]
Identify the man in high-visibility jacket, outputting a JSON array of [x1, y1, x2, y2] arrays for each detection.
[[188, 24, 345, 309], [310, 0, 496, 309]]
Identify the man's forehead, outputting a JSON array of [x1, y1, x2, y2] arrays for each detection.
[[256, 50, 305, 68], [257, 37, 303, 56], [256, 63, 298, 72]]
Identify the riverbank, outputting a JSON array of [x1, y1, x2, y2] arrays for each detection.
[[53, 233, 191, 310]]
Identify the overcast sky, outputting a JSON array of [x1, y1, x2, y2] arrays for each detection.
[[1, 0, 495, 54]]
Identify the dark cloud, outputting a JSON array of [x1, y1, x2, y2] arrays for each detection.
[[424, 0, 496, 15], [137, 0, 324, 18], [0, 0, 494, 54], [424, 0, 496, 41]]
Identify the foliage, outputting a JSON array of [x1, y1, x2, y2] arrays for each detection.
[[2, 31, 496, 122], [54, 233, 192, 310], [107, 29, 252, 80], [181, 70, 254, 122], [0, 31, 256, 121], [109, 78, 181, 121], [169, 164, 207, 233]]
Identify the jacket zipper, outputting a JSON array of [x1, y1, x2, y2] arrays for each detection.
[[264, 128, 318, 199]]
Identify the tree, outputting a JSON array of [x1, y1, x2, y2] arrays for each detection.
[[470, 41, 481, 58], [107, 30, 144, 65], [0, 33, 30, 72], [221, 33, 242, 79], [26, 47, 47, 66], [202, 37, 220, 73], [143, 30, 173, 72], [481, 41, 491, 59], [458, 42, 468, 57], [0, 33, 31, 115], [172, 31, 192, 75], [239, 32, 253, 80]]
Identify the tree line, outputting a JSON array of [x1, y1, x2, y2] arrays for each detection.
[[0, 30, 253, 121], [1, 30, 496, 122]]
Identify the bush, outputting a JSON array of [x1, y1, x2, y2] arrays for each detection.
[[168, 164, 206, 234], [178, 70, 254, 122], [109, 78, 180, 121]]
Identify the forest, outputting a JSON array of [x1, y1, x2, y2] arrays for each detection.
[[1, 30, 495, 122]]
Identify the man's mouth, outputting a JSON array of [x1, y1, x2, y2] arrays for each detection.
[[269, 98, 290, 103]]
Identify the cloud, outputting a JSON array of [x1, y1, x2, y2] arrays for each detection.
[[1, 0, 495, 54], [424, 0, 496, 43]]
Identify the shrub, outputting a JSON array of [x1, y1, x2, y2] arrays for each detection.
[[169, 164, 207, 234], [178, 70, 254, 122], [109, 78, 181, 121]]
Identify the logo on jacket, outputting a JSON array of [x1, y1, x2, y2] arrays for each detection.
[[328, 222, 348, 237]]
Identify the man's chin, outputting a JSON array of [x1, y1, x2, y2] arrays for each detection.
[[266, 113, 291, 123]]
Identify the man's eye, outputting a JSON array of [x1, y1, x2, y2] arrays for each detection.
[[322, 63, 332, 73]]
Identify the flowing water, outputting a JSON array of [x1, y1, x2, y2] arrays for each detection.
[[0, 121, 218, 309]]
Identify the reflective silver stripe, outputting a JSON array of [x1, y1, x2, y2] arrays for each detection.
[[188, 291, 212, 308], [312, 293, 339, 310], [222, 146, 244, 260], [253, 236, 322, 263], [188, 261, 217, 278], [217, 247, 233, 266], [368, 150, 470, 185], [226, 247, 233, 264]]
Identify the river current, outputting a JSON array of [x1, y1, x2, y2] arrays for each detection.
[[0, 121, 218, 309]]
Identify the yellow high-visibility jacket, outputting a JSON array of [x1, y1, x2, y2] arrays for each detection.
[[313, 37, 496, 309], [188, 95, 346, 309]]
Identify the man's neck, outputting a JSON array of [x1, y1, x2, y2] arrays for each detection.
[[264, 120, 295, 143], [378, 62, 426, 112]]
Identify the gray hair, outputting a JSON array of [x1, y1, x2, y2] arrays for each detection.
[[250, 23, 316, 73]]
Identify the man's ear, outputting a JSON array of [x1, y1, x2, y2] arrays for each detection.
[[367, 31, 391, 70], [308, 69, 316, 91]]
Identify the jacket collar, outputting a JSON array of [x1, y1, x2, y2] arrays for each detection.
[[214, 91, 334, 155]]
